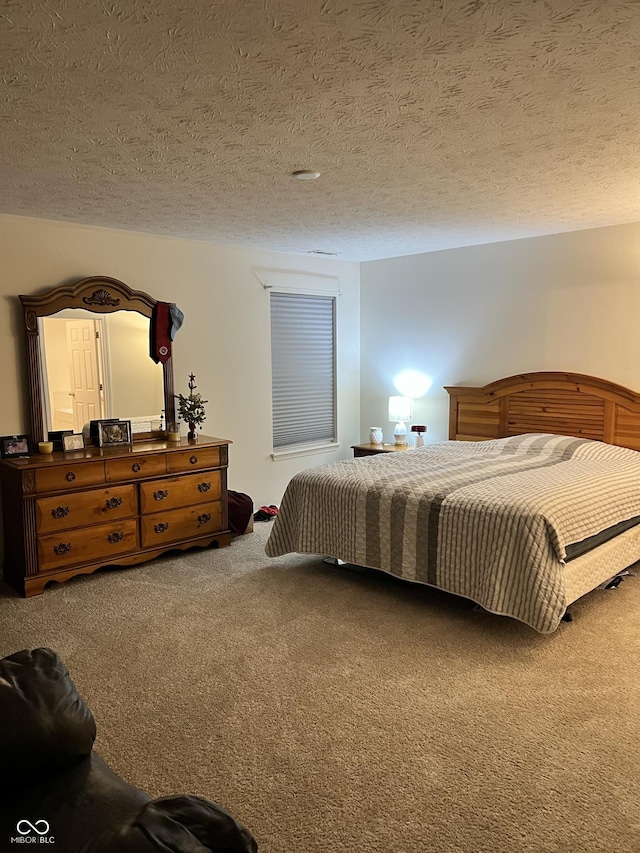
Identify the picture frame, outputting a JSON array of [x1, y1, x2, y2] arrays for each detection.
[[48, 430, 73, 452], [97, 420, 132, 447], [62, 433, 85, 452], [0, 434, 31, 458], [89, 418, 120, 439]]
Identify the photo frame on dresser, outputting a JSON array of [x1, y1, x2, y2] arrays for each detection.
[[89, 418, 119, 439], [48, 430, 73, 451], [97, 420, 132, 447], [62, 433, 85, 451], [0, 434, 31, 458]]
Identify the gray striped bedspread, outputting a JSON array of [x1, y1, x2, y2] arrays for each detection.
[[265, 434, 640, 633]]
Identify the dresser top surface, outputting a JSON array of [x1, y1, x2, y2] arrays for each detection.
[[0, 435, 231, 471]]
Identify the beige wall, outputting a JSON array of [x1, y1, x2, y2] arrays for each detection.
[[0, 214, 360, 511], [360, 222, 640, 444], [10, 211, 640, 554]]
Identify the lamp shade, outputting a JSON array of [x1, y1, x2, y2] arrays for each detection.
[[388, 396, 413, 423]]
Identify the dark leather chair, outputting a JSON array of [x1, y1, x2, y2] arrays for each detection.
[[0, 647, 257, 852]]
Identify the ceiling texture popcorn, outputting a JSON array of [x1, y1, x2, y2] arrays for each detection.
[[2, 0, 640, 261]]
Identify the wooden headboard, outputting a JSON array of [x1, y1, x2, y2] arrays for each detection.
[[445, 372, 640, 451]]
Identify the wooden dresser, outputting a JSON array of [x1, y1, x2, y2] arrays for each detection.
[[0, 435, 231, 596]]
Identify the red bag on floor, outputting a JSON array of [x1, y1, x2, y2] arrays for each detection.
[[228, 491, 254, 535]]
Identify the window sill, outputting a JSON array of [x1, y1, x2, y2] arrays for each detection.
[[271, 442, 341, 461]]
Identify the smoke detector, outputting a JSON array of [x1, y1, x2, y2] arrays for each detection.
[[292, 169, 321, 180]]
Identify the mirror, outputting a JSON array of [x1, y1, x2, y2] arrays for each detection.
[[22, 276, 176, 445], [39, 311, 164, 434]]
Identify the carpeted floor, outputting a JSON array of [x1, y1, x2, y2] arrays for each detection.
[[1, 522, 639, 853]]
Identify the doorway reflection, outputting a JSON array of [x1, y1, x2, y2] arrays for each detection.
[[39, 309, 164, 434]]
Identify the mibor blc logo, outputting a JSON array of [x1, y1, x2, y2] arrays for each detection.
[[11, 820, 55, 844]]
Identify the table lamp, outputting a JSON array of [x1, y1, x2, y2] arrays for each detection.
[[388, 396, 413, 445]]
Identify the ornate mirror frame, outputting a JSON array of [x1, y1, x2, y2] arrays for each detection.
[[21, 276, 176, 445]]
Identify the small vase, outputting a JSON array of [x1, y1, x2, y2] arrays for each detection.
[[187, 423, 198, 442], [370, 427, 383, 445]]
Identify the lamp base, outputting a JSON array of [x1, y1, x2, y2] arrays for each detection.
[[393, 422, 408, 445]]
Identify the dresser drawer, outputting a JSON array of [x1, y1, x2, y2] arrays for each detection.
[[139, 471, 221, 514], [166, 447, 222, 473], [36, 485, 137, 534], [35, 461, 105, 494], [105, 454, 166, 482], [38, 519, 138, 572], [140, 502, 222, 548]]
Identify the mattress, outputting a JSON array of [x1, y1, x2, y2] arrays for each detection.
[[563, 524, 640, 604], [565, 515, 640, 561]]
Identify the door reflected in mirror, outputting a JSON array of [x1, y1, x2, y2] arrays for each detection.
[[39, 309, 164, 434]]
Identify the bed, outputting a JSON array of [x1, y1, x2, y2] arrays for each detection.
[[266, 372, 640, 633]]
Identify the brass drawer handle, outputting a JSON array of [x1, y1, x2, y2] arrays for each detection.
[[105, 497, 122, 509], [153, 489, 168, 501], [198, 513, 212, 525], [190, 455, 198, 464], [107, 531, 124, 544], [132, 462, 142, 473], [51, 506, 70, 519], [197, 481, 211, 493], [53, 542, 71, 556], [65, 471, 76, 482], [154, 522, 169, 534]]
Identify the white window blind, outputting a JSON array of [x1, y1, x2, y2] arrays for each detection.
[[270, 292, 336, 449]]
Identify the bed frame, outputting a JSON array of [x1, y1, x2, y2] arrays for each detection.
[[445, 371, 640, 614], [445, 371, 640, 450]]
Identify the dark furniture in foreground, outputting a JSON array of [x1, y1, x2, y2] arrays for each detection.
[[0, 647, 257, 852]]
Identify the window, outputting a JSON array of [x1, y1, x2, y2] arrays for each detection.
[[270, 291, 336, 450]]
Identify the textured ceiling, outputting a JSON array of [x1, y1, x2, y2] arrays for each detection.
[[2, 0, 640, 261]]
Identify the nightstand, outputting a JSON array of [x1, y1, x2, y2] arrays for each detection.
[[352, 443, 413, 458]]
